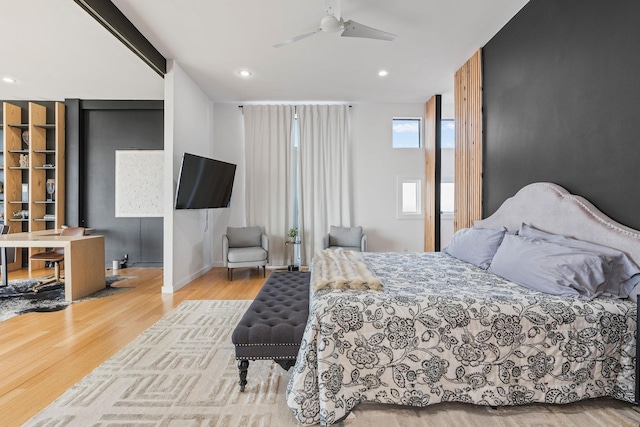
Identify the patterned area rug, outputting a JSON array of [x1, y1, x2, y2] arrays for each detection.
[[0, 275, 132, 322], [25, 300, 640, 427]]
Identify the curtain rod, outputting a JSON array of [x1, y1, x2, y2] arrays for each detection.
[[238, 105, 352, 109]]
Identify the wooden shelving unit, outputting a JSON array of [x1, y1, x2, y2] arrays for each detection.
[[1, 101, 65, 270]]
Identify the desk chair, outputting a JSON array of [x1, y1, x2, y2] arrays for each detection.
[[0, 225, 16, 266], [31, 227, 85, 289]]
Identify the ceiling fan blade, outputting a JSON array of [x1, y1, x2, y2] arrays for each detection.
[[341, 20, 396, 41], [273, 29, 321, 48], [324, 0, 341, 20]]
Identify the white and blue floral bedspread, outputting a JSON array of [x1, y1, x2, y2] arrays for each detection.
[[285, 252, 636, 425]]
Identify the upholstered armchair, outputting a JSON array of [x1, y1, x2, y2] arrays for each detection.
[[322, 225, 367, 252], [223, 226, 269, 280]]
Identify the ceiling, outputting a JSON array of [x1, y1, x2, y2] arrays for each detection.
[[0, 0, 528, 104]]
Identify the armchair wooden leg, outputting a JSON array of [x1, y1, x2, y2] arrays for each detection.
[[228, 268, 233, 281]]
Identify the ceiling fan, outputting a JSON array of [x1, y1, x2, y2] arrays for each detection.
[[273, 0, 396, 48]]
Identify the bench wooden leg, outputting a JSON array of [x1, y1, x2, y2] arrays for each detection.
[[238, 359, 249, 392]]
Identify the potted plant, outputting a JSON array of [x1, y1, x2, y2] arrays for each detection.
[[287, 228, 298, 242]]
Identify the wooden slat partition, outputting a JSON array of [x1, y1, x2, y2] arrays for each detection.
[[454, 49, 483, 231]]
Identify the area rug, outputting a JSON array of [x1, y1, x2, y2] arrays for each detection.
[[0, 275, 132, 323], [24, 300, 640, 427]]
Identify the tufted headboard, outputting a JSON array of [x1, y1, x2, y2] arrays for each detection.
[[474, 182, 640, 267]]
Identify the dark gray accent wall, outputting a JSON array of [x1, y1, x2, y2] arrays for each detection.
[[483, 0, 640, 230], [66, 100, 163, 266]]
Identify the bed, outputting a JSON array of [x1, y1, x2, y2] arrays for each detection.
[[285, 182, 639, 425]]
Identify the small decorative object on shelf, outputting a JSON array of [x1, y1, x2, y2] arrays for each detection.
[[287, 228, 298, 243], [21, 183, 28, 202], [19, 154, 29, 168], [21, 130, 29, 146], [0, 181, 3, 194], [46, 179, 55, 201], [13, 210, 28, 219]]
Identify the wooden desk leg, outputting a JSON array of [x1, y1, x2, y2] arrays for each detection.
[[64, 237, 106, 302]]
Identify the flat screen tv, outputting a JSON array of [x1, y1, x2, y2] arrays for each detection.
[[174, 153, 236, 209]]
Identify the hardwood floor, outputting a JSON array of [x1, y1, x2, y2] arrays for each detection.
[[0, 265, 267, 427]]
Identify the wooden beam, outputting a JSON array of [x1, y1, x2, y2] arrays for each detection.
[[73, 0, 166, 76]]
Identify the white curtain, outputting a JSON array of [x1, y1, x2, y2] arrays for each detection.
[[243, 105, 295, 266], [297, 105, 352, 265]]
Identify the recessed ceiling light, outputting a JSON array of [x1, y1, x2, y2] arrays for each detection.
[[237, 69, 252, 78], [2, 76, 17, 84], [378, 70, 389, 77]]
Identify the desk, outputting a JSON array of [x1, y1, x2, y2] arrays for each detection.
[[0, 230, 106, 302]]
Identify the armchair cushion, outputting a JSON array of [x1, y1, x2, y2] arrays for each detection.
[[329, 226, 363, 248], [227, 226, 262, 248], [228, 247, 268, 263]]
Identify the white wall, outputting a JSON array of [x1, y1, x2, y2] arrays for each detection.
[[211, 103, 427, 258], [211, 104, 246, 265], [163, 60, 215, 292], [350, 104, 426, 252]]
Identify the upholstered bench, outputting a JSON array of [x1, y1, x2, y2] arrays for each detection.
[[231, 271, 310, 391]]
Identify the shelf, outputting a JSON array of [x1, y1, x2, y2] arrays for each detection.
[[2, 101, 65, 266], [6, 124, 54, 129]]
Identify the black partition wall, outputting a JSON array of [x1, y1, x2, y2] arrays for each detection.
[[66, 99, 164, 267], [482, 0, 640, 231]]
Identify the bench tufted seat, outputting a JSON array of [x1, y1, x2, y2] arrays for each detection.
[[232, 271, 310, 391]]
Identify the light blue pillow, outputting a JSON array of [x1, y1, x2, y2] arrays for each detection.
[[519, 223, 640, 298], [489, 234, 611, 299], [442, 227, 507, 269]]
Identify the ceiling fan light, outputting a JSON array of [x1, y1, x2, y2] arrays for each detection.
[[321, 15, 343, 33]]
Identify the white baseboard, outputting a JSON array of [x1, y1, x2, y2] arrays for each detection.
[[162, 263, 213, 293]]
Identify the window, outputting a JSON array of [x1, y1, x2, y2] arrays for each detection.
[[397, 176, 423, 219], [392, 118, 422, 148], [441, 119, 455, 213]]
